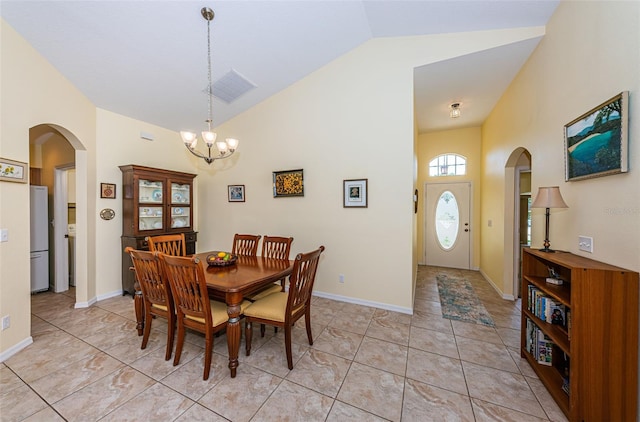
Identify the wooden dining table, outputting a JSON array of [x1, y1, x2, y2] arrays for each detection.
[[194, 252, 293, 378]]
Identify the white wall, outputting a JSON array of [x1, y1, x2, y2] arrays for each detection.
[[481, 1, 640, 292], [0, 19, 96, 356], [1, 14, 545, 356], [196, 28, 546, 312], [94, 109, 199, 297]]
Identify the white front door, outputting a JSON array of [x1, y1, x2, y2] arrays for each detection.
[[425, 182, 471, 269]]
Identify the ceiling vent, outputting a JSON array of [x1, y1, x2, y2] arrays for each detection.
[[208, 69, 256, 104]]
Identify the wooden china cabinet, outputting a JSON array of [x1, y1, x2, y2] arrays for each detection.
[[119, 165, 197, 297]]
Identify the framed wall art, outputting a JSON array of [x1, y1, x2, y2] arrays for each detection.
[[565, 91, 629, 181], [0, 158, 27, 183], [228, 184, 245, 202], [343, 179, 368, 208], [273, 169, 304, 197], [100, 183, 116, 199]]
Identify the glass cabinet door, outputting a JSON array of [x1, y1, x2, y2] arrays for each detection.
[[171, 183, 190, 204], [171, 182, 191, 229], [138, 179, 164, 231], [171, 206, 190, 229]]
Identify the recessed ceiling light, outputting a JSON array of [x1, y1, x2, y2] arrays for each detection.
[[450, 102, 461, 118]]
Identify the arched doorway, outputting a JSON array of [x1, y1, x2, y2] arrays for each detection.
[[503, 147, 531, 299], [29, 124, 88, 306]]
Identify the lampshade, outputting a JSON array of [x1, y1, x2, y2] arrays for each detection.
[[531, 186, 568, 209]]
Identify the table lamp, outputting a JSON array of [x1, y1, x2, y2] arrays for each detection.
[[531, 186, 568, 253]]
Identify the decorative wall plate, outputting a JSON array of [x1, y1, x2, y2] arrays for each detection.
[[100, 208, 115, 220]]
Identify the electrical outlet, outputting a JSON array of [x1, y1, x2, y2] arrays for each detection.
[[578, 235, 593, 253], [1, 315, 10, 330], [339, 274, 345, 283]]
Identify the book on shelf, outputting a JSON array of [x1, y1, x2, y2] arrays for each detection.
[[527, 285, 568, 329], [537, 329, 553, 366], [561, 353, 570, 396], [550, 303, 566, 328], [566, 309, 571, 340], [526, 318, 536, 354]]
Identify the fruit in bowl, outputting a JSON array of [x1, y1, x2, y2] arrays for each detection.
[[207, 251, 237, 266]]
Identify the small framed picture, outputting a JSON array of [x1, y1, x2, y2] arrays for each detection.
[[343, 179, 368, 208], [0, 157, 28, 183], [273, 169, 304, 198], [228, 184, 245, 202], [100, 183, 116, 199]]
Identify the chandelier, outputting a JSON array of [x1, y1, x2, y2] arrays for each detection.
[[180, 7, 238, 165]]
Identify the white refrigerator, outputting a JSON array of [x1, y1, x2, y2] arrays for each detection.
[[30, 186, 49, 293]]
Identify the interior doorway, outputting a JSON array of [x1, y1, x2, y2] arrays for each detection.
[[29, 124, 85, 305], [503, 148, 531, 300]]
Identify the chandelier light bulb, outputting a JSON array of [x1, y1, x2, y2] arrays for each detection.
[[226, 138, 239, 151], [180, 131, 197, 144]]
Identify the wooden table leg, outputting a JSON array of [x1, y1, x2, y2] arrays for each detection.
[[225, 292, 243, 378], [134, 281, 144, 336]]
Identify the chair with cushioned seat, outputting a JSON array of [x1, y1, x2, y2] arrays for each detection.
[[148, 233, 186, 257], [244, 245, 325, 370], [245, 236, 294, 302], [125, 247, 175, 361], [231, 233, 261, 257], [159, 253, 250, 380]]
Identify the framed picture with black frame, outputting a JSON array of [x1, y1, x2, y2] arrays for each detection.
[[564, 91, 629, 181], [228, 184, 245, 202], [273, 169, 304, 197]]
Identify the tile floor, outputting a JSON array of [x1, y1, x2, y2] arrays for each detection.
[[1, 266, 568, 421]]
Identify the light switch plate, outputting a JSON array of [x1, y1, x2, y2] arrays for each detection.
[[578, 235, 593, 253], [0, 229, 8, 242]]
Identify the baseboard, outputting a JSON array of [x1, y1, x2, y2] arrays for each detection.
[[479, 269, 515, 300], [97, 290, 124, 301], [75, 296, 97, 309], [313, 291, 413, 315], [0, 336, 33, 363], [74, 290, 123, 308]]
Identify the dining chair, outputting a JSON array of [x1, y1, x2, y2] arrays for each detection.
[[231, 233, 261, 257], [245, 236, 294, 302], [125, 247, 175, 361], [148, 233, 186, 256], [159, 253, 251, 380], [244, 245, 325, 369]]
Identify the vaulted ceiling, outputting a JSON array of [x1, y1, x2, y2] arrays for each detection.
[[1, 0, 558, 134]]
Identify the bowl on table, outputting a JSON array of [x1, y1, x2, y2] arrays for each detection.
[[206, 252, 238, 267]]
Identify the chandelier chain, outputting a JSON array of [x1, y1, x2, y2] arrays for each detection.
[[206, 16, 213, 130]]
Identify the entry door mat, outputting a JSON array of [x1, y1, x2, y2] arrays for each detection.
[[436, 274, 495, 327]]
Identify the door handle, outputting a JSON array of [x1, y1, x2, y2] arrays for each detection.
[[64, 234, 69, 238]]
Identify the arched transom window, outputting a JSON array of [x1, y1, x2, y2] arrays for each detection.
[[428, 154, 467, 177]]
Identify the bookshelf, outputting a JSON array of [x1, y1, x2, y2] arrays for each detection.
[[521, 249, 638, 421]]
